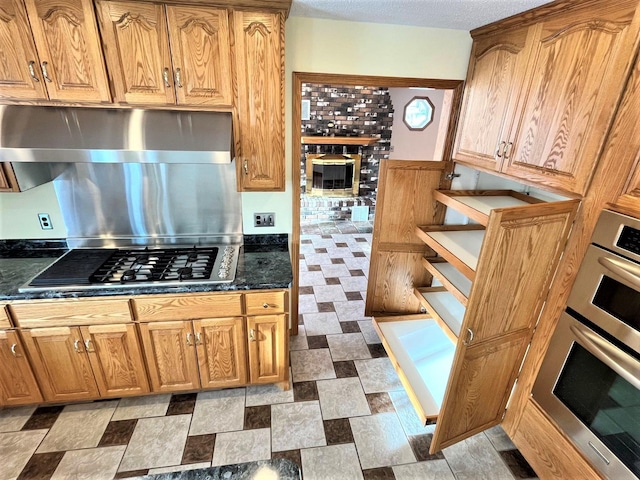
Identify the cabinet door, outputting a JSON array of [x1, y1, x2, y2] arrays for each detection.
[[194, 317, 247, 388], [0, 330, 43, 406], [0, 0, 47, 100], [247, 314, 287, 384], [233, 10, 285, 191], [96, 0, 174, 104], [502, 1, 640, 195], [166, 5, 232, 106], [21, 327, 99, 402], [453, 26, 534, 171], [23, 0, 110, 102], [80, 324, 149, 398], [0, 163, 19, 192], [138, 321, 200, 393]]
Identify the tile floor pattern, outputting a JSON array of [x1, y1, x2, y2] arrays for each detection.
[[0, 233, 538, 480]]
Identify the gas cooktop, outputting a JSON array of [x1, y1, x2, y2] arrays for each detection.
[[19, 244, 239, 292]]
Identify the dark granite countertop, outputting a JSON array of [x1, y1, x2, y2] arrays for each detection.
[[0, 236, 292, 301], [134, 459, 301, 480]]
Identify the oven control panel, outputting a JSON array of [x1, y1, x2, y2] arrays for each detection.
[[591, 209, 640, 263], [617, 225, 640, 256]]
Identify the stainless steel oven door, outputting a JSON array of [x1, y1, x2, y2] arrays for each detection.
[[532, 311, 640, 480], [568, 244, 640, 347]]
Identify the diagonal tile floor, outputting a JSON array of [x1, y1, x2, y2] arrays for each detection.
[[0, 233, 538, 479]]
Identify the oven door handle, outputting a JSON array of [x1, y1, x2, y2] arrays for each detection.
[[570, 323, 640, 390], [597, 256, 640, 289]]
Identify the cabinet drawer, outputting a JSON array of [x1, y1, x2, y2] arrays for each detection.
[[0, 306, 11, 328], [133, 294, 242, 321], [245, 291, 286, 315], [10, 299, 132, 328]]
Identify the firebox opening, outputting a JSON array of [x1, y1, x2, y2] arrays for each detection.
[[306, 154, 361, 197]]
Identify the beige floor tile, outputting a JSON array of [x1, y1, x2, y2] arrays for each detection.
[[299, 294, 319, 314], [246, 370, 294, 406], [326, 247, 354, 258], [317, 377, 370, 420], [443, 433, 515, 480], [300, 271, 327, 287], [303, 253, 333, 266], [334, 301, 369, 322], [303, 312, 343, 336], [51, 445, 126, 480], [301, 443, 364, 480], [37, 401, 118, 453], [484, 425, 517, 451], [290, 349, 336, 382], [289, 325, 309, 351], [148, 462, 211, 475], [354, 358, 403, 393], [343, 257, 370, 271], [272, 401, 326, 452], [0, 406, 36, 433], [350, 412, 415, 469], [313, 285, 348, 303], [393, 459, 456, 480], [327, 333, 372, 361], [189, 388, 245, 436], [389, 390, 435, 436], [118, 414, 191, 472], [358, 320, 381, 344], [320, 264, 351, 278], [339, 276, 369, 292], [0, 429, 47, 480], [211, 428, 271, 466], [112, 394, 171, 421]]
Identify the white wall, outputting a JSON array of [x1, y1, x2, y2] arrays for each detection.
[[0, 17, 472, 239]]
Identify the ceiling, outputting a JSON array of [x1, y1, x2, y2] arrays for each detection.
[[289, 0, 552, 31]]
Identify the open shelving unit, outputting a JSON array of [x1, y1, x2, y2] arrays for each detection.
[[371, 189, 579, 452]]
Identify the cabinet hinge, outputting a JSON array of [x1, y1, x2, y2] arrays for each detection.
[[444, 173, 461, 180]]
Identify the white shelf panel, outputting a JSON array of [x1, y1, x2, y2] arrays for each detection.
[[421, 290, 465, 337], [454, 195, 532, 216], [431, 262, 472, 299], [377, 319, 455, 419], [426, 230, 484, 271]]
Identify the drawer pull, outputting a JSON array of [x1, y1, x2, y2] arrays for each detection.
[[163, 67, 171, 87], [263, 303, 269, 308], [84, 339, 93, 353], [73, 339, 82, 353], [175, 68, 183, 88], [41, 61, 52, 82], [463, 328, 474, 346], [28, 60, 40, 82], [10, 343, 17, 356], [195, 332, 202, 345], [249, 329, 256, 342]]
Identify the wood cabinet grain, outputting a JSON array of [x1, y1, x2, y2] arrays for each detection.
[[194, 317, 247, 388], [0, 330, 42, 406], [247, 314, 287, 384]]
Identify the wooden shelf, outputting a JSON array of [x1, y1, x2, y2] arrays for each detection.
[[373, 315, 455, 423], [414, 287, 464, 342], [301, 136, 379, 146], [415, 226, 485, 281], [422, 257, 471, 306], [433, 190, 543, 226]]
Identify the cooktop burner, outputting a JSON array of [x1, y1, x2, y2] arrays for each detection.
[[21, 244, 239, 292]]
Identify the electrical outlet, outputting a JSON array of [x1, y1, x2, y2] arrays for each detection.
[[254, 212, 275, 227], [38, 213, 53, 230]]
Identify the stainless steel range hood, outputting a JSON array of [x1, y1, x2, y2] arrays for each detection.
[[0, 105, 234, 164]]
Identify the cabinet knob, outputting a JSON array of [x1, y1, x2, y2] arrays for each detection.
[[41, 61, 52, 83], [175, 68, 183, 88], [163, 67, 171, 88], [263, 303, 269, 308], [10, 343, 17, 357], [28, 61, 40, 82]]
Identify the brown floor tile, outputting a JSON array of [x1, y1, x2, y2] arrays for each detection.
[[181, 434, 215, 464], [317, 302, 336, 312], [114, 470, 149, 479], [353, 251, 367, 258], [335, 242, 348, 247], [307, 265, 322, 271], [272, 449, 302, 469], [99, 419, 138, 447], [323, 418, 354, 445], [366, 393, 395, 414], [293, 381, 318, 402], [315, 248, 328, 253], [21, 406, 64, 430], [321, 235, 332, 239], [355, 238, 367, 242], [17, 452, 64, 480], [368, 343, 388, 358], [333, 360, 358, 378], [408, 434, 445, 461], [301, 240, 312, 244], [500, 449, 538, 478], [363, 467, 396, 479], [341, 321, 361, 333], [349, 269, 366, 276], [299, 286, 314, 295], [166, 393, 197, 415], [325, 277, 341, 285], [330, 258, 345, 264], [244, 405, 271, 430], [307, 335, 329, 349], [345, 291, 363, 301]]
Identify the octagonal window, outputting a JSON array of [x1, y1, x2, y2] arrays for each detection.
[[403, 96, 435, 131]]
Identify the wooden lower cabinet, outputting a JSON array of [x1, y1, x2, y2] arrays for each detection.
[[195, 317, 247, 389], [0, 330, 42, 406], [247, 314, 287, 384]]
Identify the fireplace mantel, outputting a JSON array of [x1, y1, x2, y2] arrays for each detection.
[[301, 136, 378, 146]]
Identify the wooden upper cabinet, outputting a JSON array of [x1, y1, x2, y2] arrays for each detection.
[[0, 0, 47, 100], [23, 0, 110, 102], [0, 163, 19, 192], [502, 1, 640, 195], [247, 314, 287, 384], [453, 26, 534, 172], [166, 5, 232, 106], [96, 0, 173, 105], [233, 10, 285, 191], [0, 330, 43, 406]]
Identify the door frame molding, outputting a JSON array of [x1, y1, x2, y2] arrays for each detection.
[[290, 72, 464, 334]]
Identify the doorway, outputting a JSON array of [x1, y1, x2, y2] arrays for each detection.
[[291, 73, 464, 335]]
